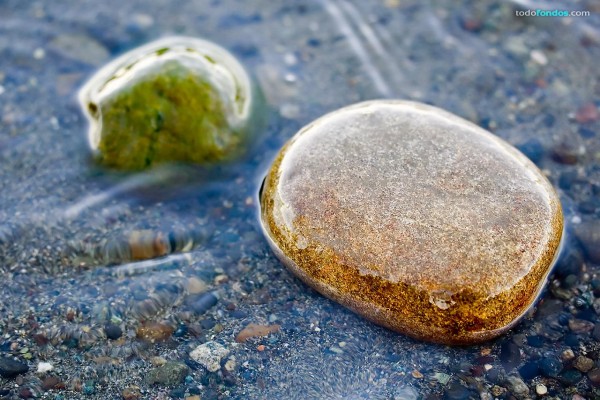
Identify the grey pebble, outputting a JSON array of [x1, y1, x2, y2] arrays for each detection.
[[393, 386, 418, 400], [146, 362, 188, 386], [592, 323, 600, 341], [444, 382, 472, 400], [507, 376, 529, 396], [0, 357, 29, 379], [188, 291, 219, 315], [500, 342, 521, 370], [104, 323, 123, 340], [574, 220, 600, 263], [49, 34, 110, 66], [539, 357, 563, 378], [190, 341, 229, 372]]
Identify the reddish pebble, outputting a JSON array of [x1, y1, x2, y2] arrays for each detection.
[[235, 323, 280, 343], [41, 376, 64, 391], [569, 319, 594, 334], [411, 369, 424, 379], [470, 365, 485, 377], [461, 17, 482, 32], [588, 369, 600, 386], [257, 345, 266, 352], [476, 355, 495, 365], [575, 103, 599, 124], [66, 309, 76, 321], [32, 333, 49, 346]]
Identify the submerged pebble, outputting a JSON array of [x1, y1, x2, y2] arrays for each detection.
[[136, 322, 174, 343], [260, 100, 563, 345], [146, 362, 188, 386], [67, 228, 202, 266], [79, 36, 260, 170], [0, 357, 28, 379], [235, 323, 281, 343], [104, 323, 123, 340], [189, 341, 229, 372], [574, 220, 600, 263]]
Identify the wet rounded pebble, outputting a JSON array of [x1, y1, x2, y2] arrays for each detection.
[[575, 103, 599, 124], [573, 355, 594, 372], [518, 361, 539, 380], [559, 369, 583, 385], [200, 318, 216, 330], [574, 221, 600, 263], [501, 342, 521, 369], [561, 349, 576, 361], [0, 357, 29, 379], [536, 384, 547, 395], [539, 357, 562, 378], [128, 230, 169, 260], [444, 382, 473, 399], [41, 376, 63, 391], [187, 291, 219, 315], [568, 318, 594, 334], [136, 322, 174, 343], [235, 323, 281, 343], [18, 388, 33, 399], [187, 277, 208, 295], [588, 369, 600, 386], [104, 323, 123, 340], [260, 100, 563, 344], [146, 362, 188, 386], [79, 36, 260, 170]]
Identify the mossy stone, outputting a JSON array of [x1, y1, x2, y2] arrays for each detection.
[[79, 36, 259, 170], [260, 100, 563, 345], [146, 362, 188, 386]]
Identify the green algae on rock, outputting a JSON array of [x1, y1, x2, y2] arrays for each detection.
[[79, 36, 258, 170], [260, 100, 563, 345]]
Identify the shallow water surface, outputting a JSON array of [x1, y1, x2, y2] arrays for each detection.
[[1, 0, 599, 399]]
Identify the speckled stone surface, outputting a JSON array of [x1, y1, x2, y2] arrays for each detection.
[[260, 100, 564, 345]]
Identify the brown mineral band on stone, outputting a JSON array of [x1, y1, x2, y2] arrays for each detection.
[[259, 100, 563, 345]]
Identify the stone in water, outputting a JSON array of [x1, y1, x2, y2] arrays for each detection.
[[79, 36, 258, 170], [260, 100, 563, 345]]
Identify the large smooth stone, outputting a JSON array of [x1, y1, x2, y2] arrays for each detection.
[[79, 36, 258, 170], [260, 100, 563, 345]]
